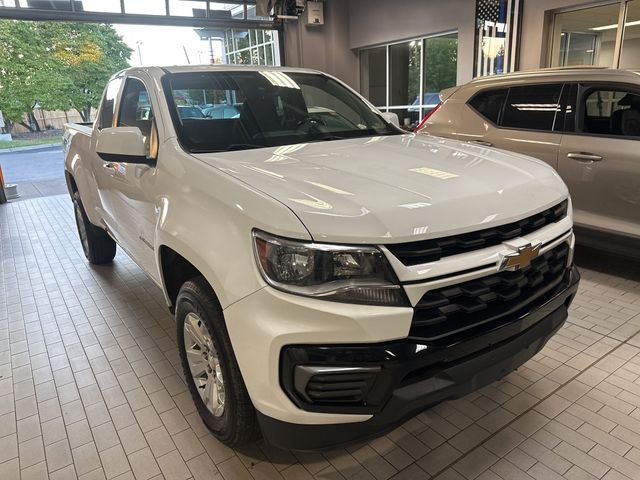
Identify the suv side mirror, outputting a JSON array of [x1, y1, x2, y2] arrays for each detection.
[[96, 127, 154, 165], [380, 112, 400, 127]]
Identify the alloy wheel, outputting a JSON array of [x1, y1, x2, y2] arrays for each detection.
[[183, 312, 225, 417]]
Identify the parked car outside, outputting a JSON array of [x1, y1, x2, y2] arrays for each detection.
[[417, 67, 640, 254], [202, 104, 241, 119], [178, 105, 205, 119], [407, 92, 441, 113], [64, 65, 579, 450]]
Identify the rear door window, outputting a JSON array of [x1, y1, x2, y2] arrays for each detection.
[[501, 84, 564, 131], [468, 89, 508, 124]]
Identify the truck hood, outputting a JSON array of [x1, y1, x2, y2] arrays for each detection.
[[193, 135, 568, 244]]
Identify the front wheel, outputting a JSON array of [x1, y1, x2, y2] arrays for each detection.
[[176, 276, 260, 447], [72, 191, 116, 264]]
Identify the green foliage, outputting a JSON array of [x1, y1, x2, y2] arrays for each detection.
[[405, 36, 457, 106], [424, 36, 458, 93], [0, 20, 132, 126]]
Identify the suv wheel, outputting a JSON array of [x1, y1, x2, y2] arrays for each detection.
[[72, 192, 116, 264], [176, 276, 259, 447]]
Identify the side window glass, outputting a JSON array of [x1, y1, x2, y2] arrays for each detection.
[[98, 77, 122, 130], [468, 89, 507, 124], [583, 89, 640, 138], [118, 78, 154, 152], [501, 84, 563, 131]]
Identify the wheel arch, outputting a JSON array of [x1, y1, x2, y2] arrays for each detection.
[[157, 244, 228, 313], [65, 169, 79, 196]]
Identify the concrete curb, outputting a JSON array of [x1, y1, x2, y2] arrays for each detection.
[[0, 142, 63, 154]]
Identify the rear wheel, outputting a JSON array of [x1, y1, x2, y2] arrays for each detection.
[[72, 191, 116, 264], [176, 276, 259, 447]]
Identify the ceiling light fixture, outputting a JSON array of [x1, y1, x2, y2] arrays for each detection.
[[590, 19, 640, 31]]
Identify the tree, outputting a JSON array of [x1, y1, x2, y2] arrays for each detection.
[[424, 36, 458, 93], [48, 23, 132, 122], [0, 20, 70, 131], [0, 20, 132, 130]]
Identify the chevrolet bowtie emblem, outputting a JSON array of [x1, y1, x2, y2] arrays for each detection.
[[498, 242, 541, 272]]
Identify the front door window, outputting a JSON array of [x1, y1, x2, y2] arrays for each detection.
[[582, 89, 640, 138]]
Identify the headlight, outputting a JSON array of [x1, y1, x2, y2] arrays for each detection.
[[253, 230, 408, 306]]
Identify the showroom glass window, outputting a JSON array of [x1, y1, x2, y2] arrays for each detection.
[[223, 28, 281, 66], [359, 33, 458, 129], [550, 1, 640, 69]]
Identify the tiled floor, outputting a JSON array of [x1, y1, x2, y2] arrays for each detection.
[[2, 195, 640, 480]]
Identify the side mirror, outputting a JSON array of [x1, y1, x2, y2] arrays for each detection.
[[96, 127, 153, 165], [380, 111, 400, 127]]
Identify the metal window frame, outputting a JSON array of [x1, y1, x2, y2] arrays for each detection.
[[0, 0, 276, 29]]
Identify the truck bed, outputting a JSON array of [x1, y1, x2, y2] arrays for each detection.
[[64, 122, 93, 135]]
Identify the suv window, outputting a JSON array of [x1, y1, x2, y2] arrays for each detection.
[[557, 83, 577, 133], [501, 84, 563, 131], [98, 77, 123, 130], [582, 88, 640, 138], [468, 89, 508, 124], [118, 78, 154, 152]]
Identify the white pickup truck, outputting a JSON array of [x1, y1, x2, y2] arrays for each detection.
[[64, 65, 580, 450]]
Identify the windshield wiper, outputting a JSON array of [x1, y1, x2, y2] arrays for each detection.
[[189, 144, 262, 154], [307, 135, 345, 143], [190, 148, 223, 154], [227, 144, 263, 151]]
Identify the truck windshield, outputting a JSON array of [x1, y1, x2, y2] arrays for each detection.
[[162, 71, 400, 153]]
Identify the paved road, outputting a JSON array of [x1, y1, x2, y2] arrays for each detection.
[[0, 145, 66, 200]]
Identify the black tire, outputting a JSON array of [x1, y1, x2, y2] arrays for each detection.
[[72, 191, 116, 264], [176, 276, 260, 447]]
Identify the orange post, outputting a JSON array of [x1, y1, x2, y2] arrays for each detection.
[[0, 163, 7, 204]]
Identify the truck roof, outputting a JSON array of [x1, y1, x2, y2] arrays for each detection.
[[120, 65, 322, 76]]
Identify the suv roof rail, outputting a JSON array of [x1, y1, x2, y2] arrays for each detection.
[[468, 66, 628, 84]]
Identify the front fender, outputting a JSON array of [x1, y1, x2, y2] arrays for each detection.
[[150, 140, 312, 311]]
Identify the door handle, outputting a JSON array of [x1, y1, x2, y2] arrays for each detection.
[[567, 152, 603, 163], [471, 140, 493, 147], [103, 162, 117, 171]]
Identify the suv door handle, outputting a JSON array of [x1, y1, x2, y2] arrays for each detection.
[[567, 152, 603, 163], [103, 162, 117, 171], [471, 140, 493, 147]]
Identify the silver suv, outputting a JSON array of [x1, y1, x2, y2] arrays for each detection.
[[418, 67, 640, 254]]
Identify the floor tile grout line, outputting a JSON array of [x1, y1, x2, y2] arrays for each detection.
[[414, 324, 640, 480]]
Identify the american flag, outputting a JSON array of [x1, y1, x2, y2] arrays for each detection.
[[475, 0, 522, 77]]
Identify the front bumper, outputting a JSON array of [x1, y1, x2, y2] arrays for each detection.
[[258, 265, 580, 450]]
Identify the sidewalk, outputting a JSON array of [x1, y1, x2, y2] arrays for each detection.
[[0, 142, 63, 154]]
